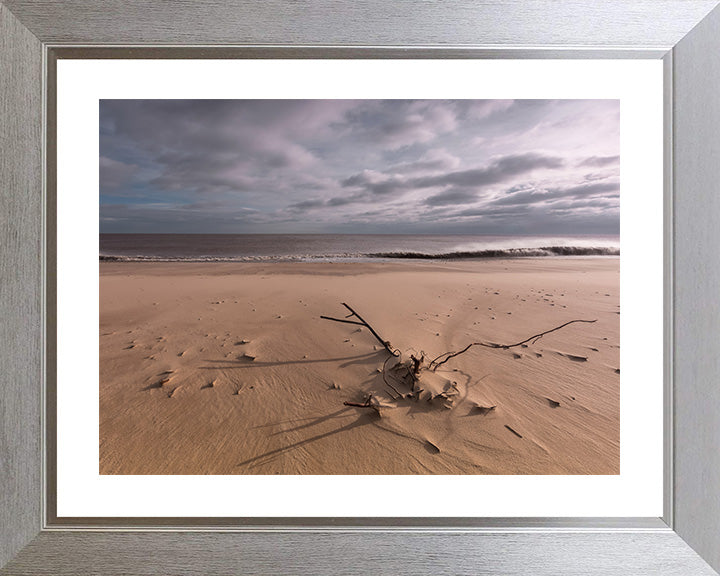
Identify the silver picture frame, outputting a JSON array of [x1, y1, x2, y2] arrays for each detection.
[[2, 1, 719, 574]]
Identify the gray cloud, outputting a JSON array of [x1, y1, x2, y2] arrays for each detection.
[[100, 99, 620, 234], [389, 149, 461, 175], [424, 189, 479, 206], [99, 156, 139, 192], [289, 198, 327, 211], [341, 152, 565, 200], [491, 181, 619, 207], [413, 153, 563, 189], [578, 155, 620, 167]]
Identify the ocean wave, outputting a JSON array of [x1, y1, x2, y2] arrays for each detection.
[[366, 246, 620, 259], [100, 245, 619, 262]]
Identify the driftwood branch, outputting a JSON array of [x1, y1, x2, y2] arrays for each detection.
[[428, 319, 597, 371], [322, 302, 598, 406], [321, 302, 400, 356], [344, 394, 375, 408]]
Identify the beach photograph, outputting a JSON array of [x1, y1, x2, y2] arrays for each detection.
[[99, 99, 620, 475]]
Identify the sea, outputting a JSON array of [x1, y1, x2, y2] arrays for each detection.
[[99, 234, 620, 263]]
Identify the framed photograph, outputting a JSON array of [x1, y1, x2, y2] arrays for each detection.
[[2, 2, 719, 574], [56, 60, 660, 520]]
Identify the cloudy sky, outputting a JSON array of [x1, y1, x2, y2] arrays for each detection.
[[100, 99, 619, 234]]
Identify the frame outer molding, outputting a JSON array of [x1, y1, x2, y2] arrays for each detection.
[[0, 0, 718, 46], [1, 1, 720, 574], [673, 4, 720, 571], [0, 3, 43, 570]]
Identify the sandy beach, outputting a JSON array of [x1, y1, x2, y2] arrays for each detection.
[[99, 257, 619, 475]]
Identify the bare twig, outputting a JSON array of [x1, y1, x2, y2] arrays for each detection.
[[343, 400, 376, 408], [381, 355, 404, 398], [429, 319, 597, 371], [344, 394, 375, 408], [407, 353, 424, 392], [505, 424, 523, 438], [321, 302, 400, 356]]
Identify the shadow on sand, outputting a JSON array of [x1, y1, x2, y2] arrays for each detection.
[[200, 350, 381, 371], [235, 408, 378, 471]]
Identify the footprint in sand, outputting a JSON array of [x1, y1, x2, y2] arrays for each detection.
[[473, 405, 496, 416], [143, 372, 173, 391], [424, 440, 441, 454], [556, 351, 588, 362]]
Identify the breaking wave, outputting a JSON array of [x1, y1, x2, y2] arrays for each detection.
[[366, 246, 620, 259], [100, 245, 618, 263]]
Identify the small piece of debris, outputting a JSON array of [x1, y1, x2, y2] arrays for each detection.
[[505, 425, 523, 438], [474, 405, 496, 415]]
